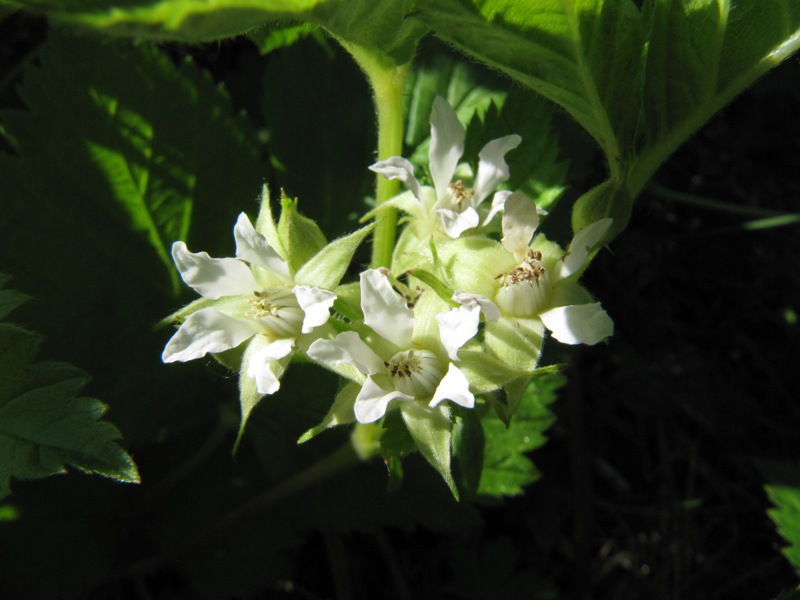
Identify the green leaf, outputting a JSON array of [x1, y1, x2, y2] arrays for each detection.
[[0, 274, 29, 321], [14, 0, 428, 65], [478, 374, 563, 498], [0, 31, 262, 297], [417, 0, 643, 178], [629, 0, 800, 195], [418, 1, 800, 238], [0, 277, 139, 498], [296, 381, 358, 444], [766, 473, 800, 576]]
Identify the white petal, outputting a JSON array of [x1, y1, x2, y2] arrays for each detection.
[[369, 157, 423, 202], [436, 206, 480, 238], [429, 96, 465, 199], [473, 134, 521, 204], [246, 337, 295, 395], [483, 190, 512, 226], [162, 307, 261, 363], [453, 291, 500, 322], [436, 305, 478, 361], [360, 269, 414, 349], [556, 218, 613, 280], [436, 292, 497, 361], [501, 192, 539, 260], [429, 363, 474, 409], [172, 241, 257, 300], [539, 302, 613, 345], [293, 285, 336, 333], [354, 376, 413, 423], [234, 212, 291, 281], [307, 331, 385, 375]]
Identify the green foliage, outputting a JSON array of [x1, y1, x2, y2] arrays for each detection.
[[478, 375, 562, 498], [767, 471, 800, 576], [9, 0, 428, 64], [416, 0, 800, 237], [0, 30, 263, 297], [403, 48, 568, 212], [0, 276, 139, 498]]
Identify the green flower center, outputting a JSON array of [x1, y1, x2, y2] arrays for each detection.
[[246, 288, 303, 337], [384, 349, 444, 398]]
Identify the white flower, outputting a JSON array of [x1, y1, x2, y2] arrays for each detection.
[[307, 269, 474, 423], [370, 96, 521, 239], [441, 193, 614, 350], [162, 212, 335, 395]]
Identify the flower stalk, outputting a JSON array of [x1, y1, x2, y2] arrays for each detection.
[[337, 39, 410, 268]]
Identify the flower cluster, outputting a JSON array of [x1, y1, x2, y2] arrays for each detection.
[[162, 98, 613, 494]]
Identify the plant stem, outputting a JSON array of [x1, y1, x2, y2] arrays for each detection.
[[338, 40, 410, 268]]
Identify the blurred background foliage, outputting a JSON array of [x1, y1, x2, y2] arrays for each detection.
[[0, 6, 800, 599]]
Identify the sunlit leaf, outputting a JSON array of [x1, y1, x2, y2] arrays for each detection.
[[417, 1, 800, 238], [12, 0, 428, 65]]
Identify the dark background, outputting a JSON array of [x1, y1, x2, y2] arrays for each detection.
[[1, 9, 799, 599]]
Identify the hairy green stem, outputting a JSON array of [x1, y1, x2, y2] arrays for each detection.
[[338, 40, 410, 268]]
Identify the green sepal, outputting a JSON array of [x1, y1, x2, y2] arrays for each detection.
[[155, 296, 216, 330], [487, 376, 531, 426], [400, 402, 458, 499], [277, 192, 328, 274], [571, 180, 632, 246], [484, 316, 544, 373], [385, 455, 405, 493], [457, 350, 528, 395], [380, 409, 416, 459], [451, 405, 485, 499], [407, 269, 458, 308], [255, 184, 285, 259], [294, 222, 374, 289], [296, 381, 358, 444], [213, 341, 246, 373], [233, 336, 292, 453], [379, 411, 416, 493]]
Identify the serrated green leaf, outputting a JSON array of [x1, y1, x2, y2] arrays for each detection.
[[247, 21, 321, 54], [0, 277, 139, 498], [14, 0, 428, 65], [0, 31, 263, 297], [767, 475, 800, 576], [478, 374, 563, 498]]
